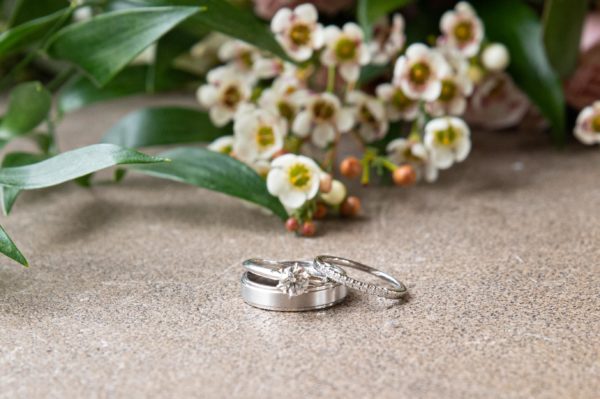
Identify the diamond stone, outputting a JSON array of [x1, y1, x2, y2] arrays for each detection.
[[276, 263, 310, 297]]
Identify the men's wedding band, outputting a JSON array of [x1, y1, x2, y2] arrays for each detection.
[[241, 259, 347, 311]]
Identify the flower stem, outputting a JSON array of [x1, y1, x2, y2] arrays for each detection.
[[379, 158, 398, 172], [326, 66, 336, 93]]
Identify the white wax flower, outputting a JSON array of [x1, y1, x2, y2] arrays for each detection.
[[424, 117, 471, 169], [292, 92, 354, 148], [393, 43, 450, 101], [574, 101, 600, 145], [267, 154, 323, 209], [439, 1, 484, 57], [197, 66, 253, 127], [321, 22, 371, 82], [271, 4, 324, 62]]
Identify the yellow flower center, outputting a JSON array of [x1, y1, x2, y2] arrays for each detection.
[[312, 99, 335, 121], [453, 21, 473, 43], [335, 37, 357, 61], [277, 100, 295, 121], [223, 85, 241, 108], [359, 105, 376, 124], [439, 80, 457, 102], [290, 23, 311, 46], [403, 146, 421, 163], [409, 62, 430, 85], [219, 145, 233, 155], [434, 125, 460, 147], [591, 115, 600, 132], [256, 125, 275, 148], [391, 88, 413, 110], [288, 163, 311, 188], [240, 51, 253, 68]]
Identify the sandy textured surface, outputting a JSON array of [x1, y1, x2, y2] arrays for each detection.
[[0, 96, 598, 399]]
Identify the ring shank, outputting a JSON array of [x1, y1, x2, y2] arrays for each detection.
[[241, 271, 348, 311]]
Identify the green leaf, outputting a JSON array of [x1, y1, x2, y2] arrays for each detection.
[[0, 152, 49, 215], [147, 28, 200, 92], [58, 66, 149, 114], [357, 0, 414, 40], [0, 81, 51, 139], [46, 6, 200, 86], [0, 8, 70, 59], [0, 223, 27, 266], [102, 106, 226, 148], [8, 0, 66, 27], [542, 0, 588, 78], [0, 144, 166, 190], [131, 147, 287, 220], [474, 0, 566, 145], [121, 0, 291, 61]]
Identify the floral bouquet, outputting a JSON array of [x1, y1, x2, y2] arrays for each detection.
[[0, 0, 597, 265]]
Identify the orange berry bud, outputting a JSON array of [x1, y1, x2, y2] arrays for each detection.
[[314, 203, 327, 219], [340, 196, 361, 217], [340, 156, 362, 179], [285, 217, 299, 232], [301, 221, 316, 237], [393, 165, 417, 187], [319, 173, 333, 193], [272, 149, 288, 159]]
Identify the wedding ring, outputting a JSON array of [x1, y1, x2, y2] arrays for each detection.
[[314, 255, 407, 299], [242, 258, 329, 296], [241, 259, 347, 311]]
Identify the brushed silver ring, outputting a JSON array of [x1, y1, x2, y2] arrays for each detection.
[[314, 255, 407, 299], [241, 259, 348, 311]]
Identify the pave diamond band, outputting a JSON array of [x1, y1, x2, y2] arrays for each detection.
[[314, 255, 407, 299]]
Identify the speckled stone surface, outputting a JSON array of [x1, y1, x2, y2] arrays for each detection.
[[0, 96, 598, 399]]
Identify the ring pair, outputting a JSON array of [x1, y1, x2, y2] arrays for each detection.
[[241, 256, 407, 311]]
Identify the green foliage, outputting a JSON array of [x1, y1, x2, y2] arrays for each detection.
[[0, 81, 51, 140], [123, 0, 291, 61], [0, 152, 49, 215], [147, 28, 201, 92], [46, 6, 201, 86], [474, 0, 566, 145], [131, 148, 288, 220], [542, 0, 588, 78], [102, 106, 226, 148], [58, 66, 150, 114], [357, 0, 414, 40], [0, 223, 27, 266], [8, 0, 66, 27], [0, 8, 71, 58], [0, 144, 166, 190]]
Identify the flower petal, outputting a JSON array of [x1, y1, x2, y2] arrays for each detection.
[[312, 123, 335, 148], [336, 108, 355, 132], [267, 169, 287, 196], [295, 3, 318, 23], [292, 110, 311, 136], [209, 106, 233, 127], [339, 63, 360, 82], [455, 137, 471, 162], [280, 189, 307, 209], [197, 85, 217, 107], [271, 8, 292, 33]]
